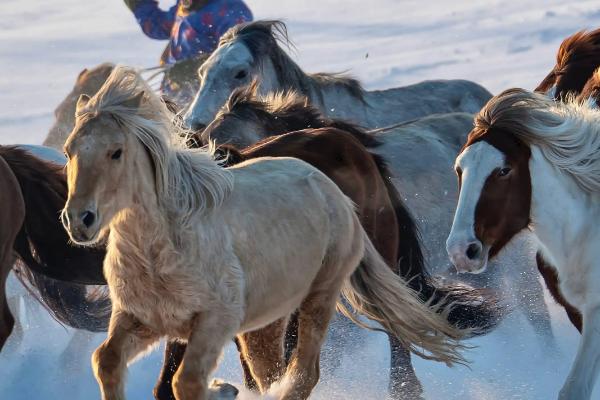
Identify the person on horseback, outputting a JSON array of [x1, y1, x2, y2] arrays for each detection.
[[124, 0, 253, 102]]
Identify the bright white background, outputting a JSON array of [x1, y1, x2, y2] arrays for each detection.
[[0, 1, 598, 399]]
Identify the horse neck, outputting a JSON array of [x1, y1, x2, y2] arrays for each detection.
[[259, 58, 367, 124], [529, 146, 593, 268], [108, 153, 165, 252]]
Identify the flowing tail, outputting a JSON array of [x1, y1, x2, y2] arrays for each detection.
[[338, 230, 469, 366], [14, 264, 110, 332]]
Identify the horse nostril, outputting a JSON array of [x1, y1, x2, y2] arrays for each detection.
[[81, 211, 96, 228], [466, 242, 482, 260]]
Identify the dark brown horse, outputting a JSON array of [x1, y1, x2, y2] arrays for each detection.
[[535, 28, 600, 99], [0, 146, 110, 351], [154, 88, 504, 399]]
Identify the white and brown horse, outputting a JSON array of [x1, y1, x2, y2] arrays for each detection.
[[61, 66, 469, 400], [182, 20, 492, 130], [446, 88, 600, 399]]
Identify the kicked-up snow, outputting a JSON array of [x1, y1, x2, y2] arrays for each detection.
[[0, 0, 597, 398]]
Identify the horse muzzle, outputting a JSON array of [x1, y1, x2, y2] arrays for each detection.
[[446, 237, 490, 274], [62, 206, 101, 245]]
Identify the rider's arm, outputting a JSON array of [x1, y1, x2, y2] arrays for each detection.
[[124, 0, 177, 40]]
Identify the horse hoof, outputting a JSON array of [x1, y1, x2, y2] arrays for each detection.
[[209, 379, 239, 399]]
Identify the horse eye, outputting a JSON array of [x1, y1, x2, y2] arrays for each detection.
[[234, 70, 248, 80], [111, 149, 122, 160], [498, 167, 512, 177]]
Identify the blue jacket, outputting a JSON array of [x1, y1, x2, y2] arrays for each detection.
[[132, 0, 253, 64]]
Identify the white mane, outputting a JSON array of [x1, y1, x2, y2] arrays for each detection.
[[476, 88, 600, 194], [78, 65, 233, 234]]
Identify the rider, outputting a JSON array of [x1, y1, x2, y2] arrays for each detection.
[[124, 0, 253, 100]]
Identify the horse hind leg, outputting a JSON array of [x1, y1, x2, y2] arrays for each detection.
[[236, 316, 288, 393], [388, 335, 424, 400], [154, 340, 187, 400], [277, 289, 340, 400]]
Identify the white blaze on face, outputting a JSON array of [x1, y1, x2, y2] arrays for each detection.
[[183, 42, 254, 129], [447, 141, 506, 273]]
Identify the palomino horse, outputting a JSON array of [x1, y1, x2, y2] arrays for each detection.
[[200, 84, 553, 334], [536, 28, 600, 99], [182, 20, 492, 130], [62, 66, 469, 400], [0, 146, 110, 351], [446, 88, 600, 399]]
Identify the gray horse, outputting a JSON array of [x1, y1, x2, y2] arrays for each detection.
[[182, 20, 492, 130]]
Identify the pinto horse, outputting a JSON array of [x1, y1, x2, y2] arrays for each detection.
[[62, 66, 471, 400], [0, 146, 109, 351], [446, 88, 600, 399]]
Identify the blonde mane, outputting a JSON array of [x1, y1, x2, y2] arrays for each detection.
[[476, 88, 600, 193], [77, 65, 233, 234]]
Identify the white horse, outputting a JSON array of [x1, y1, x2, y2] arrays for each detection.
[[447, 88, 600, 399], [182, 20, 492, 130], [61, 66, 468, 400]]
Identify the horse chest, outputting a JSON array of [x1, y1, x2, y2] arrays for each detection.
[[108, 263, 204, 335]]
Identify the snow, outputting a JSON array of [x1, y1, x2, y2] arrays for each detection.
[[0, 0, 598, 399]]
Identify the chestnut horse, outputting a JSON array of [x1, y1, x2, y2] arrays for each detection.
[[0, 146, 109, 351], [446, 88, 600, 399], [536, 28, 600, 99]]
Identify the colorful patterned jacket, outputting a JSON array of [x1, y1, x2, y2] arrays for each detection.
[[129, 0, 253, 65]]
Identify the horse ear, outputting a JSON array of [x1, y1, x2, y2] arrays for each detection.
[[76, 94, 91, 113], [122, 91, 145, 109], [76, 68, 89, 83]]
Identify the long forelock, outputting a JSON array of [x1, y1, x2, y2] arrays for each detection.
[[75, 66, 233, 241], [473, 88, 600, 194]]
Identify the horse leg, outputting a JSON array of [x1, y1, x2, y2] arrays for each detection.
[[172, 311, 240, 400], [234, 337, 259, 390], [236, 316, 288, 393], [388, 335, 424, 399], [559, 303, 600, 400], [279, 290, 338, 400], [92, 310, 159, 400], [154, 340, 187, 400]]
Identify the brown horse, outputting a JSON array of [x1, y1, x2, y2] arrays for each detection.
[[180, 98, 504, 398], [535, 28, 600, 99], [0, 146, 110, 351]]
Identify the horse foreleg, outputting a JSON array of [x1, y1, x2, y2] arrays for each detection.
[[154, 340, 187, 400], [559, 303, 600, 400], [172, 311, 240, 400], [92, 310, 159, 400], [236, 316, 288, 393], [388, 335, 424, 399]]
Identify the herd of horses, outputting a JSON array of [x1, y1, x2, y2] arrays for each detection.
[[2, 20, 600, 400]]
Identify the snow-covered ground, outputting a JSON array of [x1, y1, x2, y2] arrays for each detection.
[[0, 0, 598, 399]]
